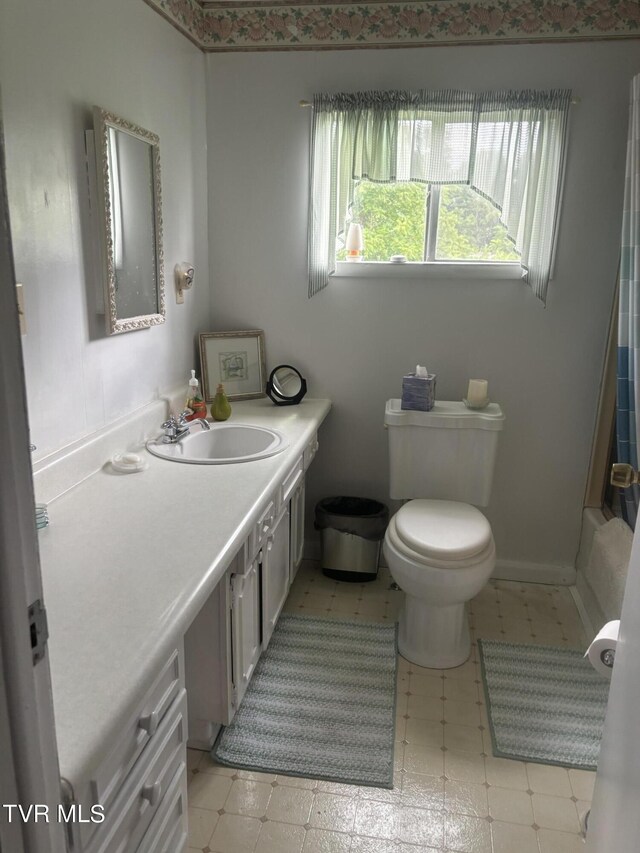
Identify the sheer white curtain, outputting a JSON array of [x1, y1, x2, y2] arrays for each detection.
[[307, 89, 572, 303]]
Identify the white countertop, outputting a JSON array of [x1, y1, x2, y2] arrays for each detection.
[[38, 398, 331, 790]]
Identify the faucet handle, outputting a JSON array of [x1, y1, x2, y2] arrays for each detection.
[[161, 411, 191, 444], [162, 410, 189, 428]]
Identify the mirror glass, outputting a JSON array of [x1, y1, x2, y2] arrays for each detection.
[[272, 366, 302, 398], [266, 365, 307, 406], [93, 107, 165, 334]]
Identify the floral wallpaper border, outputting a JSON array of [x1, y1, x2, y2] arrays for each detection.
[[144, 0, 640, 50]]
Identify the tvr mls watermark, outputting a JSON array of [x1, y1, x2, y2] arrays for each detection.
[[3, 804, 105, 824]]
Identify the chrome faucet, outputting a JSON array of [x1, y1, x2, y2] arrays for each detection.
[[161, 411, 210, 444], [161, 411, 190, 444]]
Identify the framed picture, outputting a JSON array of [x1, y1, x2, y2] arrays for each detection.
[[199, 330, 266, 402]]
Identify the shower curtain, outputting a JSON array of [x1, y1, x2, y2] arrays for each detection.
[[617, 74, 640, 530]]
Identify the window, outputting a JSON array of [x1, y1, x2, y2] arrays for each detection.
[[337, 182, 427, 263], [308, 89, 572, 303], [337, 182, 520, 264]]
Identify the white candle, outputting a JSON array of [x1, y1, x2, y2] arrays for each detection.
[[467, 379, 488, 406]]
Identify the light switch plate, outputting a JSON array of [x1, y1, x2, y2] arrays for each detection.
[[15, 283, 26, 335]]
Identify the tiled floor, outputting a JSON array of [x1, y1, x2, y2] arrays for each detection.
[[187, 562, 594, 853]]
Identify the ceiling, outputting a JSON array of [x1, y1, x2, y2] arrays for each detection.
[[144, 0, 640, 52]]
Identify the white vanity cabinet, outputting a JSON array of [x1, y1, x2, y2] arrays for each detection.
[[290, 432, 316, 582], [261, 503, 290, 650], [184, 530, 272, 742], [229, 549, 262, 707], [68, 646, 188, 853], [290, 478, 305, 583], [184, 508, 292, 742], [35, 394, 330, 853], [184, 440, 320, 748], [68, 436, 317, 850]]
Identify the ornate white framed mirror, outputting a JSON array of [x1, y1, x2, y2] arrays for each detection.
[[91, 107, 165, 335]]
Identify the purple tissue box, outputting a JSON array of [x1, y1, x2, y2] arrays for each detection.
[[401, 373, 436, 411]]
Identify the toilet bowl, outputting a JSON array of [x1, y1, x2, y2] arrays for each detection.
[[383, 499, 496, 669]]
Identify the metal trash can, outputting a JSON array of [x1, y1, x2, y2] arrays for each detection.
[[315, 496, 389, 582]]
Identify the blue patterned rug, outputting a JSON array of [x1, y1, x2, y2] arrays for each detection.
[[478, 639, 610, 770], [213, 614, 398, 787]]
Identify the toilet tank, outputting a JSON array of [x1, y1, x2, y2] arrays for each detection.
[[385, 399, 505, 506]]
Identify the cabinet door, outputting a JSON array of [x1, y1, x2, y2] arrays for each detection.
[[290, 480, 305, 583], [184, 574, 233, 742], [262, 505, 290, 650], [230, 555, 261, 709]]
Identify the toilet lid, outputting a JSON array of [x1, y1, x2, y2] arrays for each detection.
[[394, 500, 492, 562]]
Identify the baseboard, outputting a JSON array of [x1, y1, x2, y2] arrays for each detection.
[[569, 583, 597, 643], [575, 507, 608, 574], [492, 559, 576, 586], [303, 539, 322, 562], [187, 721, 221, 752], [306, 539, 575, 586]]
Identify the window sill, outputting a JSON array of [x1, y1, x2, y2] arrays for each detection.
[[333, 261, 523, 280]]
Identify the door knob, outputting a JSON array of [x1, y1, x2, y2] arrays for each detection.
[[611, 462, 640, 489]]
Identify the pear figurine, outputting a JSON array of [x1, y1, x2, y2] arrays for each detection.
[[211, 383, 232, 421]]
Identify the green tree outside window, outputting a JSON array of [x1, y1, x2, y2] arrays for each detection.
[[337, 181, 520, 263]]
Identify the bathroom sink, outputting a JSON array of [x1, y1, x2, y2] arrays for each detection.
[[146, 423, 288, 464]]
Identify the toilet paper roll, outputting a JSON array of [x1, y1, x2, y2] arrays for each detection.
[[585, 620, 620, 679]]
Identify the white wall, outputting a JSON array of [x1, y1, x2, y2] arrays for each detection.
[[0, 0, 209, 458], [2, 6, 635, 575], [205, 43, 639, 574]]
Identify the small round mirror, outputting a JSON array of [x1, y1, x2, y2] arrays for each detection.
[[273, 367, 302, 398], [266, 365, 307, 406]]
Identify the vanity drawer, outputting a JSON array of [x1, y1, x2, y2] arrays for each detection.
[[280, 456, 304, 507], [303, 434, 319, 470], [79, 647, 183, 849], [136, 763, 188, 853], [88, 690, 187, 853]]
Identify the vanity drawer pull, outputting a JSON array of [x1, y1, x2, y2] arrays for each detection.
[[136, 766, 187, 853], [141, 781, 162, 807], [139, 711, 160, 736], [256, 499, 276, 544]]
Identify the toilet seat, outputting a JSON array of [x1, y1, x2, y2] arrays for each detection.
[[388, 500, 494, 570]]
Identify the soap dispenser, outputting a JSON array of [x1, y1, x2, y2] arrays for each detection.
[[185, 370, 207, 421], [211, 383, 232, 422]]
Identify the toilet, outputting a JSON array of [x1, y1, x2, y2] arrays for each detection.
[[383, 399, 505, 669]]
